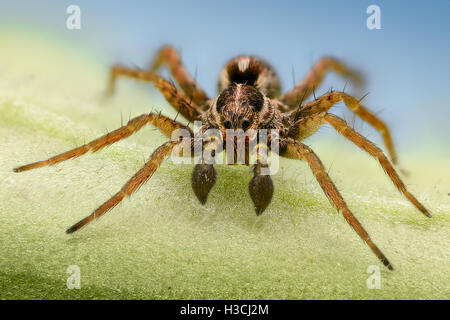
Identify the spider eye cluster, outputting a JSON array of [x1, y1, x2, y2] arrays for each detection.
[[223, 119, 232, 129], [216, 84, 264, 113], [242, 118, 251, 130], [216, 84, 264, 130], [222, 118, 251, 130]]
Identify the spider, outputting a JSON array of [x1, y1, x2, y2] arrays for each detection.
[[14, 46, 431, 270]]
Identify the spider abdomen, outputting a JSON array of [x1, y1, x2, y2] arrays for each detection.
[[218, 56, 281, 99]]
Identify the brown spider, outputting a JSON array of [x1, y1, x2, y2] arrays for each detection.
[[14, 46, 431, 270]]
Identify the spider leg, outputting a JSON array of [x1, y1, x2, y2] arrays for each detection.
[[281, 139, 394, 270], [150, 45, 210, 106], [14, 113, 190, 172], [286, 112, 430, 217], [285, 91, 398, 164], [66, 140, 177, 233], [324, 113, 430, 217], [281, 57, 363, 109], [108, 66, 203, 119]]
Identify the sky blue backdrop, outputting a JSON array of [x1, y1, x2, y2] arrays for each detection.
[[2, 0, 449, 154]]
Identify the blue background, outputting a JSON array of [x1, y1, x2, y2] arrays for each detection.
[[1, 0, 449, 154]]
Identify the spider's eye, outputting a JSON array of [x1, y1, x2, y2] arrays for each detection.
[[223, 119, 232, 129], [242, 118, 250, 130]]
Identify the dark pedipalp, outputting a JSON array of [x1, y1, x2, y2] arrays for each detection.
[[192, 164, 217, 204], [248, 164, 274, 215]]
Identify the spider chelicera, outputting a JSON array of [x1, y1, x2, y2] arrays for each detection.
[[14, 46, 431, 270]]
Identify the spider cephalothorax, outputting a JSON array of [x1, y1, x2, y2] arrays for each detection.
[[214, 84, 265, 131], [14, 46, 431, 270]]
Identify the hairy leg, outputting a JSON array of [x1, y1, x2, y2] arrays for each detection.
[[108, 66, 202, 119], [14, 113, 190, 172], [281, 57, 363, 108], [66, 140, 178, 233], [324, 113, 430, 217], [285, 112, 429, 217], [150, 45, 209, 106], [285, 91, 397, 164], [281, 139, 394, 270]]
